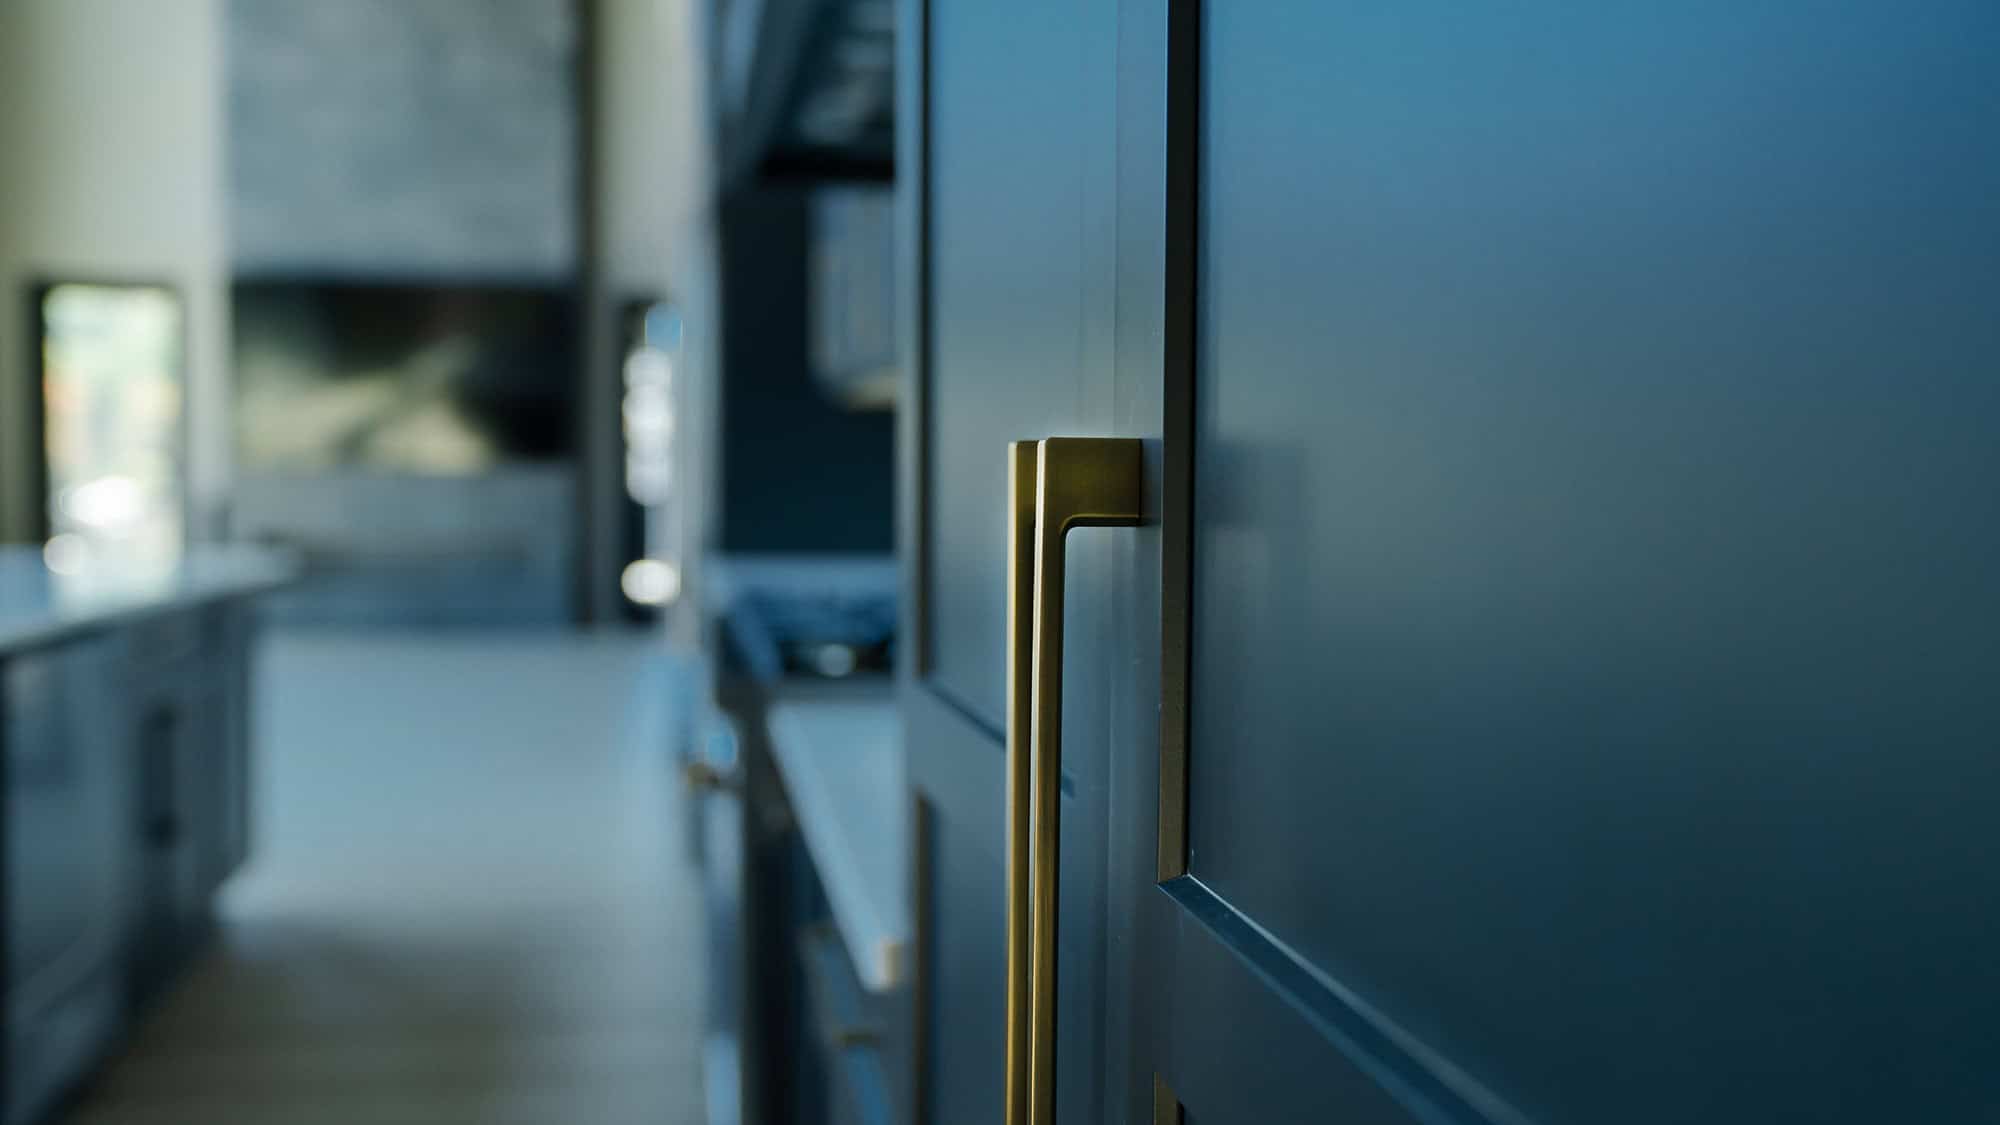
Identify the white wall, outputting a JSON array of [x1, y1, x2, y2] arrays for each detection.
[[586, 0, 721, 628], [596, 0, 701, 294], [0, 0, 231, 542]]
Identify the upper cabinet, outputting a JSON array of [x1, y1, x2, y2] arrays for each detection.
[[710, 0, 894, 186]]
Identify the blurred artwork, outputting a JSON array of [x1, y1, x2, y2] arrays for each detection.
[[40, 283, 187, 574], [232, 282, 578, 475]]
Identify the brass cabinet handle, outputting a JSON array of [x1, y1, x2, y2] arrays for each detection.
[[1005, 442, 1038, 1125], [681, 759, 738, 793], [1005, 437, 1144, 1125]]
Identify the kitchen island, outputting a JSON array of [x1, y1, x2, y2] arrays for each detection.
[[1, 548, 295, 1125]]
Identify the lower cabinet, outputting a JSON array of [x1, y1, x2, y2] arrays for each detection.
[[740, 810, 900, 1125], [3, 600, 262, 1125], [691, 705, 747, 1125], [799, 924, 896, 1125], [4, 635, 130, 1125], [126, 606, 239, 1011], [718, 684, 906, 1125]]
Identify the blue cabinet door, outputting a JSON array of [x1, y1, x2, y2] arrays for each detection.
[[1109, 3, 2000, 1123], [899, 0, 1127, 1119], [4, 636, 133, 1125]]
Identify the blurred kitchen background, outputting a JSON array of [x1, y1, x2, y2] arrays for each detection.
[[1, 1, 896, 1122]]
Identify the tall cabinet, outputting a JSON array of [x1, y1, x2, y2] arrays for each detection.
[[902, 3, 2000, 1124]]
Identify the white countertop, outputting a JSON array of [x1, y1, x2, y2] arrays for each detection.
[[0, 546, 298, 653], [764, 695, 908, 993]]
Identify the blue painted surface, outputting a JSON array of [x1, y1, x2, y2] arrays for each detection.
[[1175, 2, 2000, 1121]]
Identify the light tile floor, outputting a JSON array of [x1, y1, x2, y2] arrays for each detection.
[[60, 630, 704, 1125]]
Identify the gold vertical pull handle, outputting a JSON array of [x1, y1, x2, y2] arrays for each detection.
[[1004, 437, 1143, 1125], [1004, 442, 1038, 1125]]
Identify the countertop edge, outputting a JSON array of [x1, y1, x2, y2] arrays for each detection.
[[0, 557, 300, 656]]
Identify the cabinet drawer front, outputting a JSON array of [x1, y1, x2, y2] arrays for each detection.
[[799, 922, 897, 1125]]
